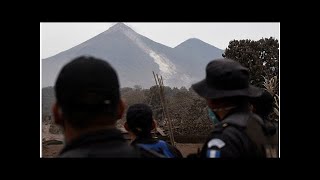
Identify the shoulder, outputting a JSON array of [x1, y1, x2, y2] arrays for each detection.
[[60, 141, 140, 158], [164, 141, 183, 158], [58, 149, 87, 158], [201, 123, 249, 158], [223, 111, 263, 128], [221, 111, 265, 142], [208, 122, 246, 143]]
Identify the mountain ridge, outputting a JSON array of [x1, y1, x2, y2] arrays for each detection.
[[42, 23, 224, 88]]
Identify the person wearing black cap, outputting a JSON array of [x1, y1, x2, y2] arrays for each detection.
[[191, 58, 278, 158], [124, 104, 183, 158], [52, 56, 140, 158], [250, 89, 274, 122]]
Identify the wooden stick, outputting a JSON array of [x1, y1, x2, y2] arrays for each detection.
[[152, 71, 165, 128], [152, 71, 158, 86], [158, 75, 175, 146]]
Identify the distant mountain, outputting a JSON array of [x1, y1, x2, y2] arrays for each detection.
[[42, 23, 224, 88], [174, 38, 224, 80]]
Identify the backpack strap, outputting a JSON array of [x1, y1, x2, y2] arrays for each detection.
[[135, 144, 167, 158]]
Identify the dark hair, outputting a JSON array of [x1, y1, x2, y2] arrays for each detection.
[[250, 90, 274, 120], [54, 56, 120, 129], [126, 104, 153, 137]]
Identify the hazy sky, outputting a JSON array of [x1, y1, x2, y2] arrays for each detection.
[[41, 23, 280, 59]]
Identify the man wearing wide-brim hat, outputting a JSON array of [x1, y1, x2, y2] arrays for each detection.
[[192, 58, 278, 158]]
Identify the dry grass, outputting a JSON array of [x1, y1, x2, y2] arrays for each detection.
[[263, 76, 279, 121], [274, 94, 279, 118], [263, 76, 278, 96]]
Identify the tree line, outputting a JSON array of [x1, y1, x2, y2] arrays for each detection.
[[42, 37, 279, 137]]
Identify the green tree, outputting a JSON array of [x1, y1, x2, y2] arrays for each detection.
[[223, 37, 279, 122], [222, 37, 279, 91]]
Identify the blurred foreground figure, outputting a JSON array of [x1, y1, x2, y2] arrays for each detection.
[[52, 56, 140, 158]]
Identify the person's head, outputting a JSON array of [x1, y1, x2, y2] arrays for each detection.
[[250, 89, 274, 120], [192, 58, 263, 121], [52, 56, 125, 140], [124, 104, 155, 138]]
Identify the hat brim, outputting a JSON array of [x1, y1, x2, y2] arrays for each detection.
[[191, 79, 263, 99]]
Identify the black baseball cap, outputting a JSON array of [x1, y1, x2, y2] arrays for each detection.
[[54, 56, 120, 113]]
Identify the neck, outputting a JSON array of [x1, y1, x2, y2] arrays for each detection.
[[63, 124, 116, 144], [217, 104, 250, 120], [128, 131, 137, 143], [129, 131, 153, 143], [216, 109, 233, 120]]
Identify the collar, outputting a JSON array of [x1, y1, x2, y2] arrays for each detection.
[[131, 135, 157, 145], [60, 128, 125, 155], [221, 108, 263, 128]]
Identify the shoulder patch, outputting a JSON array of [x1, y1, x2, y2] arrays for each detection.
[[207, 138, 225, 149], [207, 150, 221, 158]]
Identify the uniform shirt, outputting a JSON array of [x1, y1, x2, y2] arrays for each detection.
[[58, 128, 140, 158], [200, 109, 266, 158]]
